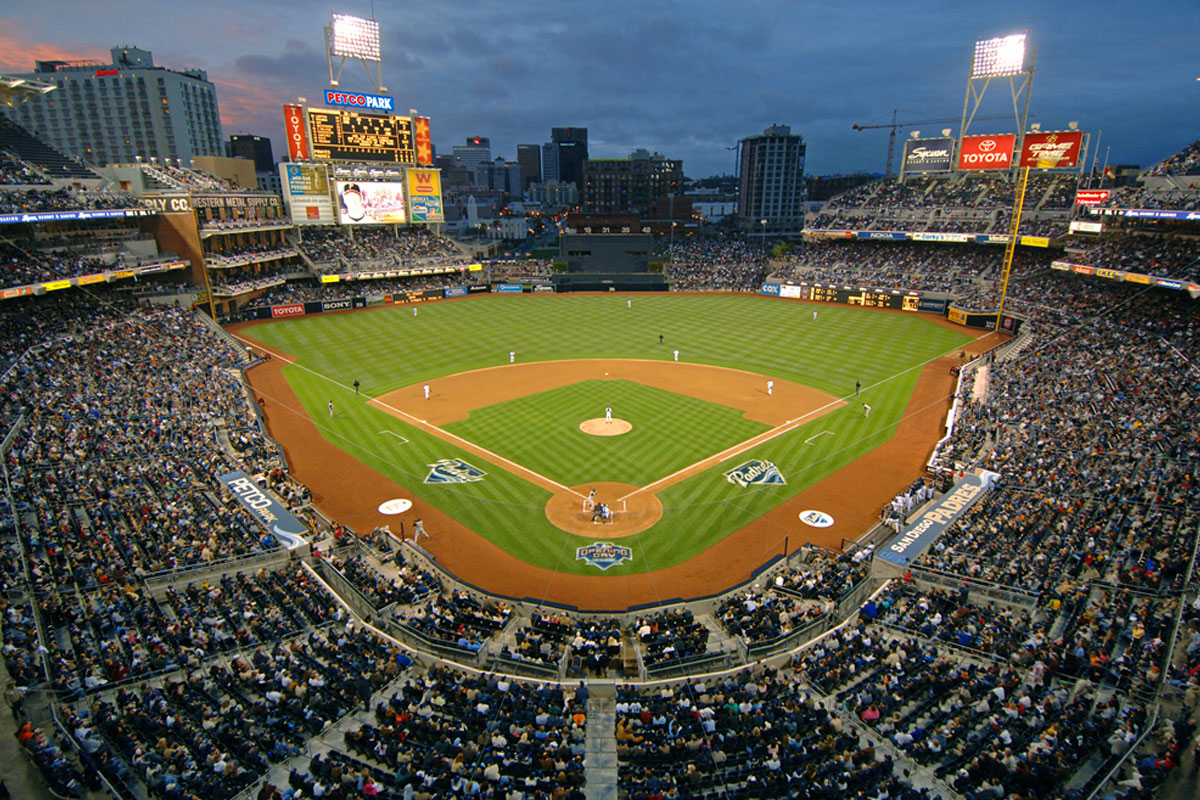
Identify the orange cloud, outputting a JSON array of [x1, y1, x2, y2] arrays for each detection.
[[0, 20, 104, 73]]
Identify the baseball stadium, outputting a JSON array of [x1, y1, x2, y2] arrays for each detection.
[[0, 16, 1198, 800]]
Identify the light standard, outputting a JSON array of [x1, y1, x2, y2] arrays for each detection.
[[760, 218, 768, 258], [670, 221, 678, 260]]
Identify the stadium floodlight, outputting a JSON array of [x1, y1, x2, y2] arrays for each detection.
[[331, 14, 381, 61], [971, 34, 1027, 78]]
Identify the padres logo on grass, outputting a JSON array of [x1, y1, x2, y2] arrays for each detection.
[[724, 459, 786, 488], [576, 542, 634, 571], [424, 458, 487, 484]]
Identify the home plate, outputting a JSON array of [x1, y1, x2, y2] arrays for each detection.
[[378, 498, 412, 515]]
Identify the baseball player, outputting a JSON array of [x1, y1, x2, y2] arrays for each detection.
[[413, 518, 428, 541], [605, 406, 613, 424], [353, 380, 360, 395], [413, 306, 418, 317], [423, 384, 430, 399], [327, 400, 334, 418], [855, 380, 861, 395], [583, 487, 596, 513], [509, 351, 515, 363], [627, 299, 632, 309], [863, 403, 872, 418], [812, 310, 818, 321], [767, 380, 774, 396], [673, 349, 679, 362]]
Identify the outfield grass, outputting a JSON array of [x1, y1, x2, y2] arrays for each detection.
[[243, 294, 973, 576]]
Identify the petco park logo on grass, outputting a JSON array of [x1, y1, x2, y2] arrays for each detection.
[[576, 541, 633, 571], [725, 459, 786, 488], [424, 458, 487, 484]]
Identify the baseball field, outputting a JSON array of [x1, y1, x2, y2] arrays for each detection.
[[235, 293, 985, 609]]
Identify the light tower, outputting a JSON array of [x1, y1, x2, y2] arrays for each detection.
[[325, 12, 386, 93]]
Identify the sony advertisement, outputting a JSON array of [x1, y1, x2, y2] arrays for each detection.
[[335, 180, 407, 225]]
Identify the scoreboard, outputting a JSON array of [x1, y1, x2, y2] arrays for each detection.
[[808, 286, 922, 310], [307, 109, 415, 163]]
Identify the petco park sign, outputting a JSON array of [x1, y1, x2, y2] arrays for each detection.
[[324, 90, 394, 112], [958, 134, 1016, 170]]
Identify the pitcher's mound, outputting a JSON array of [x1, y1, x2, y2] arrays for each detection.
[[580, 418, 632, 436]]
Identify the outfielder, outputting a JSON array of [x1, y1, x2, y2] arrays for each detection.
[[327, 400, 334, 418], [509, 351, 515, 363]]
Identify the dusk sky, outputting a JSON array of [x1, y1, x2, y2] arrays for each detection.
[[3, 1, 1197, 177]]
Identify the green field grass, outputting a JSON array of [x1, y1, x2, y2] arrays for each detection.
[[240, 294, 973, 576]]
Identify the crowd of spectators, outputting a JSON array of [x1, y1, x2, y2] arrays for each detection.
[[199, 215, 291, 232], [1147, 138, 1200, 177], [665, 239, 768, 291], [297, 226, 464, 274], [397, 591, 513, 653], [632, 608, 712, 668], [503, 612, 622, 675], [323, 551, 442, 611], [205, 244, 300, 269], [0, 186, 137, 215], [0, 153, 52, 185]]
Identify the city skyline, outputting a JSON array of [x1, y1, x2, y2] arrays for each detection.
[[1, 1, 1197, 178]]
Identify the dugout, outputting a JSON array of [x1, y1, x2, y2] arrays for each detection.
[[552, 272, 668, 292]]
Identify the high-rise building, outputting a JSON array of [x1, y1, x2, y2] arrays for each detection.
[[582, 149, 683, 215], [737, 124, 806, 233], [3, 46, 224, 166], [541, 142, 560, 184], [550, 127, 588, 186], [452, 137, 492, 175], [227, 135, 275, 173], [516, 144, 541, 191]]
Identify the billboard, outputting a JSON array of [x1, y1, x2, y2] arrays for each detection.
[[406, 168, 444, 223], [901, 137, 954, 173], [308, 109, 415, 163], [323, 89, 394, 112], [413, 116, 434, 166], [281, 164, 334, 225], [283, 104, 310, 160], [1019, 131, 1084, 169], [335, 180, 407, 225], [958, 134, 1016, 170], [1075, 189, 1110, 206]]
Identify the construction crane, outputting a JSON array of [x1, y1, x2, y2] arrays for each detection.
[[853, 109, 1022, 176]]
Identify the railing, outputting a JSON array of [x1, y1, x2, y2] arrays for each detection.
[[313, 558, 384, 622], [902, 564, 1040, 606]]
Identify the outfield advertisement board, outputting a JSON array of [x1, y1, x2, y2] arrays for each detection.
[[335, 180, 407, 225], [281, 163, 335, 225], [857, 231, 907, 240], [958, 134, 1016, 170], [444, 286, 468, 298], [901, 137, 954, 173], [497, 283, 524, 293], [759, 283, 781, 295], [1075, 189, 1110, 206], [1, 208, 152, 225]]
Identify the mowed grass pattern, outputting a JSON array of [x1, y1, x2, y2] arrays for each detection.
[[242, 294, 974, 578], [443, 379, 770, 486]]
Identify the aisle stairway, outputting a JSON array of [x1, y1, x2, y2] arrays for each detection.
[[584, 685, 618, 800]]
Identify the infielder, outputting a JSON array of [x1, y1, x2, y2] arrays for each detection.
[[605, 406, 613, 423], [767, 380, 774, 396], [509, 351, 515, 363], [423, 384, 430, 399], [863, 403, 872, 418], [673, 349, 679, 362]]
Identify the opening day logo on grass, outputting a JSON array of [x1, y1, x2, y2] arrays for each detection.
[[576, 542, 634, 571], [724, 459, 786, 488], [424, 458, 487, 484]]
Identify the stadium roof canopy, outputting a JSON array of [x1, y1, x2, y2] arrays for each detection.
[[0, 75, 56, 108]]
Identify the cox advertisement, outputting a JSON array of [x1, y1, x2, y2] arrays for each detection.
[[1019, 131, 1083, 169], [335, 181, 407, 225], [958, 134, 1016, 170], [406, 168, 444, 222], [281, 163, 334, 225], [901, 137, 954, 173]]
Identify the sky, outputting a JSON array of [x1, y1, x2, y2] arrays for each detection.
[[2, 1, 1197, 178]]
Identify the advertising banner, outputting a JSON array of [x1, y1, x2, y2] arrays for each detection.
[[975, 234, 1009, 244], [218, 470, 308, 548], [320, 298, 354, 312], [1075, 189, 1109, 206], [335, 180, 407, 225], [1019, 131, 1084, 168], [857, 231, 907, 240], [1, 208, 152, 225], [323, 89, 394, 112], [957, 134, 1016, 170], [405, 168, 444, 223], [948, 308, 968, 325], [283, 104, 310, 160], [918, 298, 948, 313], [532, 284, 555, 293], [270, 303, 305, 319], [413, 116, 434, 166], [1020, 236, 1050, 248], [1069, 220, 1103, 234], [901, 137, 954, 173], [877, 470, 1001, 566], [497, 283, 524, 293], [1122, 209, 1200, 221], [282, 163, 335, 225], [779, 284, 806, 299], [910, 232, 972, 243], [759, 283, 781, 296], [444, 286, 468, 298]]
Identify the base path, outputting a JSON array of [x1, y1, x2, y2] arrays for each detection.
[[237, 319, 1001, 611]]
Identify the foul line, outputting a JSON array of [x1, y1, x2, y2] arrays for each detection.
[[805, 430, 833, 445]]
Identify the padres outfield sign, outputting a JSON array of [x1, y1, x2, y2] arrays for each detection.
[[725, 459, 786, 488]]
